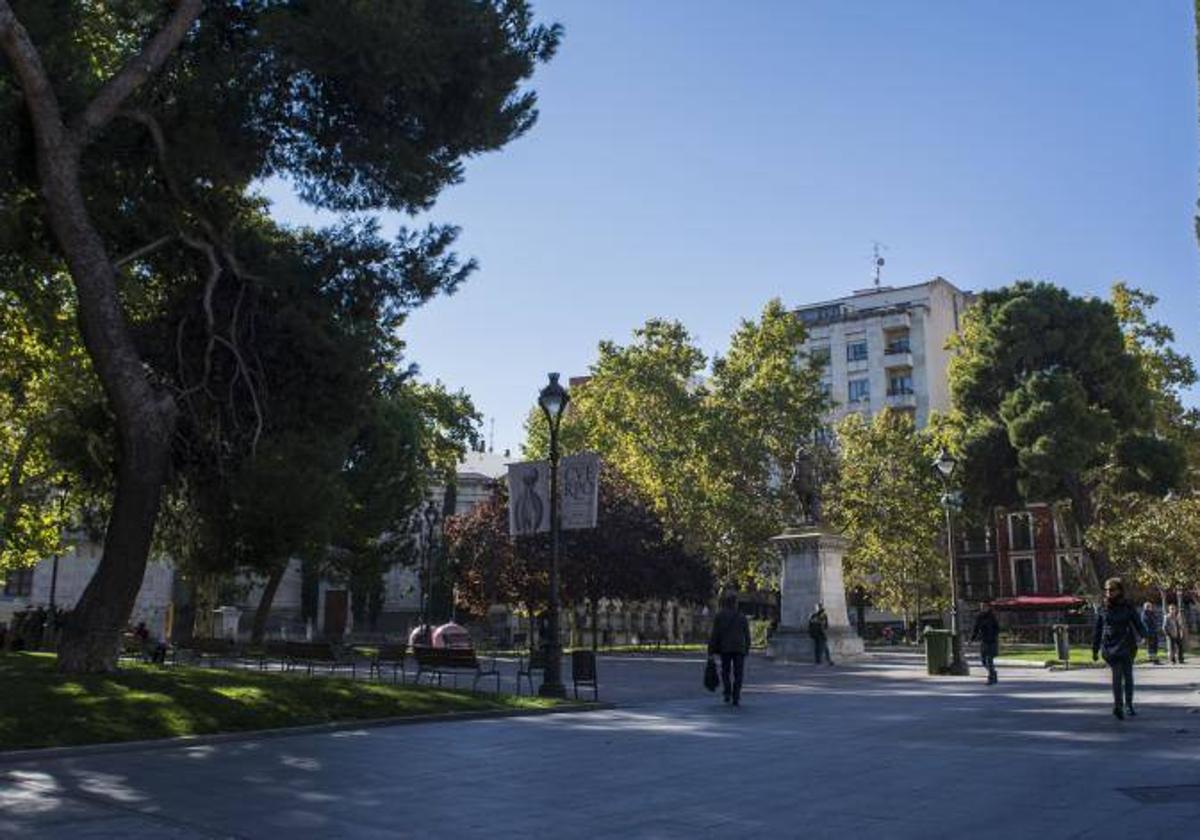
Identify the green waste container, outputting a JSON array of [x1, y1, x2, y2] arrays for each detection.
[[924, 628, 953, 675]]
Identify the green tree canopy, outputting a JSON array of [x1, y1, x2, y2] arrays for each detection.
[[522, 300, 825, 588], [825, 409, 947, 626], [0, 0, 559, 670], [946, 281, 1180, 590]]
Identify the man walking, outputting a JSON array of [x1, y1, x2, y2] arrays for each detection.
[[971, 601, 1000, 684], [708, 591, 751, 706], [808, 603, 833, 665], [1164, 604, 1188, 664], [1141, 601, 1161, 664]]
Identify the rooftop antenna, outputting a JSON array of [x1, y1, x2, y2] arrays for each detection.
[[488, 417, 495, 453], [872, 241, 888, 287]]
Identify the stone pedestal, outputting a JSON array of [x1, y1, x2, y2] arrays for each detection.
[[766, 526, 865, 662]]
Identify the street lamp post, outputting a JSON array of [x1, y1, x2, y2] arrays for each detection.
[[537, 372, 570, 698], [420, 500, 438, 645], [933, 448, 970, 676]]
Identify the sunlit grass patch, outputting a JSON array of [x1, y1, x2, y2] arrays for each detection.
[[0, 652, 568, 751]]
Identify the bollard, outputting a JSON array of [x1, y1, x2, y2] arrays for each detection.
[[1052, 624, 1070, 669]]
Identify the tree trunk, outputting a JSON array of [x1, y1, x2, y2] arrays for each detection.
[[591, 598, 599, 652], [1, 2, 198, 672], [1064, 480, 1107, 598], [251, 564, 287, 645]]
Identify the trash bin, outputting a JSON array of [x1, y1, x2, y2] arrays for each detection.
[[924, 628, 953, 675], [1052, 624, 1070, 667]]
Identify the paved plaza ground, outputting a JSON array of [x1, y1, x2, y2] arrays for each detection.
[[3, 651, 1199, 838]]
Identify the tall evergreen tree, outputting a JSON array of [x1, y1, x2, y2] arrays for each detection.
[[0, 1, 560, 671]]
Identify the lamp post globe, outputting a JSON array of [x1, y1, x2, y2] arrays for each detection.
[[932, 448, 969, 676], [537, 372, 569, 698], [933, 448, 956, 481]]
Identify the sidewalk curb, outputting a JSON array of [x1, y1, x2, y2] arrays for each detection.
[[0, 701, 613, 766]]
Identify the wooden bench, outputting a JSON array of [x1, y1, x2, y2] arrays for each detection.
[[365, 643, 408, 683], [413, 645, 500, 693], [277, 641, 357, 678], [516, 650, 547, 695], [170, 637, 240, 667]]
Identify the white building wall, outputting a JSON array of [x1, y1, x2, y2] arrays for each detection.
[[1, 542, 175, 639], [796, 277, 970, 430]]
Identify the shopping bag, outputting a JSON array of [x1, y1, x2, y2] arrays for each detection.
[[703, 657, 719, 692]]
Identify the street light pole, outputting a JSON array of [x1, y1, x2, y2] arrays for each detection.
[[538, 373, 569, 698], [420, 501, 438, 645], [933, 448, 969, 676]]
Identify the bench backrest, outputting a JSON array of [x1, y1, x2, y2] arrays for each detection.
[[375, 643, 407, 660], [414, 645, 478, 668], [184, 638, 238, 655], [283, 641, 338, 660]]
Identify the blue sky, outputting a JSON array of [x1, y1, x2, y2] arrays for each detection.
[[264, 1, 1200, 456]]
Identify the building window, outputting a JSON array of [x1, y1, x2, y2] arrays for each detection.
[[3, 567, 33, 597], [848, 378, 870, 403], [887, 369, 913, 396], [846, 340, 868, 363], [884, 329, 911, 355], [1008, 512, 1034, 552], [960, 525, 992, 555], [1057, 554, 1082, 594], [808, 345, 831, 367], [1014, 558, 1036, 594], [1054, 518, 1080, 549]]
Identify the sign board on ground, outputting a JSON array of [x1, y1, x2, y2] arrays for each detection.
[[506, 452, 601, 536]]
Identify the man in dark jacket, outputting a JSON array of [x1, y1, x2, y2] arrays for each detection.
[[808, 604, 833, 665], [708, 591, 751, 706], [971, 601, 1001, 685], [1092, 578, 1147, 720]]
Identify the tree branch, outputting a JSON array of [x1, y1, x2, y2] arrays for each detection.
[[72, 0, 204, 144], [113, 234, 176, 269]]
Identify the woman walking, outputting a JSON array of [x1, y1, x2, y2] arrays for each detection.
[[1092, 578, 1147, 720], [708, 591, 751, 706]]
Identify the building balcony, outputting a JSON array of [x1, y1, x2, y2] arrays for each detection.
[[884, 390, 916, 408], [880, 310, 912, 329], [883, 349, 913, 368]]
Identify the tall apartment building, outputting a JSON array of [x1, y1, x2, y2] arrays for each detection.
[[794, 277, 971, 429]]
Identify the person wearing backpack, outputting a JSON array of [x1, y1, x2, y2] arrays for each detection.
[[708, 591, 751, 706], [1092, 578, 1148, 720], [808, 603, 833, 666]]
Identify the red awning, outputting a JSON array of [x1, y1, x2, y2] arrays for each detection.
[[991, 595, 1086, 611]]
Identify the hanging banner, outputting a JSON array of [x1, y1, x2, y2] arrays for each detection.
[[507, 460, 550, 536], [560, 451, 600, 530], [506, 452, 601, 535]]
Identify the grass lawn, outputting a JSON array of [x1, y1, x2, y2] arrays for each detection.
[[0, 652, 562, 751], [1000, 647, 1150, 666]]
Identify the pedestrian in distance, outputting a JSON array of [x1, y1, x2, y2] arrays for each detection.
[[1092, 578, 1147, 720], [1140, 601, 1161, 664], [708, 591, 751, 706], [808, 603, 834, 665], [971, 600, 1001, 684], [1164, 604, 1188, 664]]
